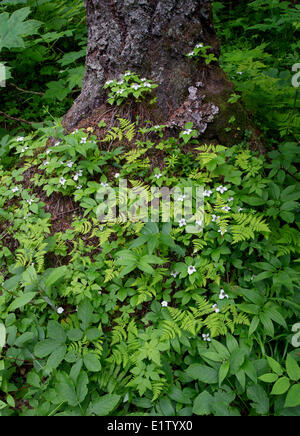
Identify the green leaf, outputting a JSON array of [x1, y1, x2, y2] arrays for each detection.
[[77, 300, 93, 330], [88, 394, 121, 416], [267, 357, 284, 376], [44, 266, 67, 289], [34, 339, 59, 358], [258, 373, 278, 383], [83, 352, 101, 372], [219, 360, 230, 386], [247, 384, 269, 415], [56, 375, 78, 407], [286, 354, 300, 382], [284, 384, 300, 408], [47, 345, 67, 369], [47, 321, 66, 344], [271, 377, 290, 395], [168, 386, 192, 405], [0, 8, 41, 51], [186, 364, 218, 384], [192, 391, 213, 415], [76, 371, 88, 404], [230, 348, 245, 373], [8, 292, 36, 312]]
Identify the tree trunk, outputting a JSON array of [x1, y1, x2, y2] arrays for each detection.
[[63, 0, 257, 146]]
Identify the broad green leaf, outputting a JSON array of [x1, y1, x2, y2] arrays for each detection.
[[219, 360, 230, 386], [76, 371, 88, 404], [83, 352, 101, 372], [88, 394, 121, 416], [77, 300, 93, 330], [186, 364, 218, 384], [247, 384, 269, 415], [271, 377, 290, 395], [286, 354, 300, 382], [44, 266, 67, 289], [47, 345, 67, 369], [47, 321, 66, 344], [8, 292, 36, 312], [284, 384, 300, 408], [0, 8, 41, 51], [267, 357, 283, 376], [192, 391, 213, 415], [258, 373, 278, 383], [34, 339, 60, 358]]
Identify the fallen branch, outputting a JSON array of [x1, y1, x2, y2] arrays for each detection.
[[0, 110, 34, 126], [9, 83, 44, 96]]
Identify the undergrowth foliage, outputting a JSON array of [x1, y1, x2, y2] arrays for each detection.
[[0, 0, 299, 418]]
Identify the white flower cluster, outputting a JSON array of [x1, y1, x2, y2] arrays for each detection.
[[73, 170, 83, 181]]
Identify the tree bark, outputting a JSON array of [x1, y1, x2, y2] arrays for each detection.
[[63, 0, 257, 145]]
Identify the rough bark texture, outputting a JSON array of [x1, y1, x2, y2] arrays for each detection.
[[63, 0, 257, 145]]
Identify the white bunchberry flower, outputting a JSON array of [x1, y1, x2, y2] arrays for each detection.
[[203, 190, 213, 197], [218, 228, 227, 236], [17, 136, 24, 142], [131, 83, 141, 90], [251, 275, 254, 281], [67, 161, 74, 168], [154, 125, 161, 129], [238, 207, 243, 213], [212, 304, 220, 313], [115, 173, 120, 178], [71, 129, 78, 135], [237, 71, 243, 75], [12, 187, 19, 193], [80, 137, 87, 144], [187, 51, 195, 57], [54, 142, 60, 146], [21, 146, 29, 153], [161, 301, 168, 307], [105, 80, 114, 85], [196, 43, 204, 48], [154, 173, 162, 180], [141, 78, 147, 82], [219, 289, 229, 300], [228, 197, 234, 202], [171, 271, 178, 278], [60, 177, 66, 186], [124, 72, 131, 77], [179, 218, 186, 228], [117, 89, 124, 95], [73, 174, 79, 181], [77, 185, 82, 190], [183, 129, 193, 135], [57, 307, 64, 314], [46, 149, 52, 155], [101, 182, 109, 188], [117, 80, 124, 85], [196, 220, 203, 227], [212, 214, 220, 222], [222, 205, 231, 212], [202, 333, 211, 342], [143, 82, 152, 88], [187, 265, 196, 276], [27, 199, 34, 205], [178, 195, 186, 202], [43, 161, 49, 166], [216, 185, 228, 194]]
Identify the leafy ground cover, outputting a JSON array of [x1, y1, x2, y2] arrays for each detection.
[[0, 0, 299, 416]]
